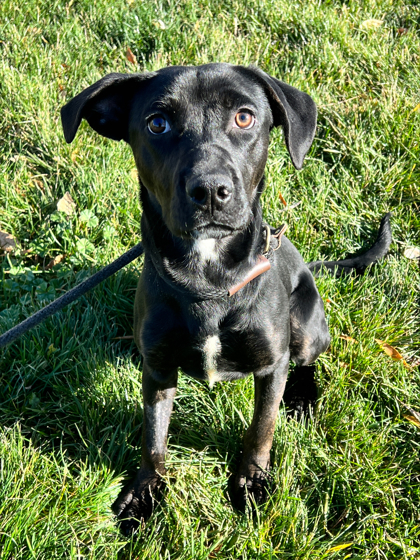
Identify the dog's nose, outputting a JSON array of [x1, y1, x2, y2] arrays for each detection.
[[187, 180, 232, 211]]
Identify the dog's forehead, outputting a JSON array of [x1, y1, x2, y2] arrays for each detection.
[[148, 64, 268, 113]]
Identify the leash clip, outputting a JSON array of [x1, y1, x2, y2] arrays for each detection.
[[263, 223, 288, 255], [272, 223, 288, 251]]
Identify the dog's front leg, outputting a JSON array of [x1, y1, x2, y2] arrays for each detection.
[[232, 352, 289, 511], [112, 364, 178, 535]]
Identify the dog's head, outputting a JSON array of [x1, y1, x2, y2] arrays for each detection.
[[61, 64, 316, 240]]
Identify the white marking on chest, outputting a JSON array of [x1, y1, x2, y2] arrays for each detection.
[[202, 335, 222, 388], [193, 238, 217, 261]]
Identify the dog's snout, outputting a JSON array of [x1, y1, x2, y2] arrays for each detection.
[[187, 179, 232, 212]]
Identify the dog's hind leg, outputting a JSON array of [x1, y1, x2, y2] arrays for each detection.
[[112, 364, 178, 535], [231, 352, 289, 511], [283, 365, 318, 416], [289, 267, 331, 367], [285, 268, 330, 415]]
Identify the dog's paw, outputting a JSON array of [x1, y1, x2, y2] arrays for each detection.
[[229, 468, 271, 513], [112, 469, 162, 536]]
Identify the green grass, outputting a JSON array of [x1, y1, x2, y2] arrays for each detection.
[[0, 0, 419, 558]]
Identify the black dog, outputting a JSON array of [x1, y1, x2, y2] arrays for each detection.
[[61, 63, 391, 534]]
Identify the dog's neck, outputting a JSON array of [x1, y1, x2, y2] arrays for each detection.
[[140, 184, 267, 299]]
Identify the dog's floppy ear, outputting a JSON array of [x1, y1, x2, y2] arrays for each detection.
[[61, 72, 155, 144], [242, 67, 317, 169]]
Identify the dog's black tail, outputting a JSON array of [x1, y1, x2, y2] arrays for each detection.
[[308, 213, 392, 276]]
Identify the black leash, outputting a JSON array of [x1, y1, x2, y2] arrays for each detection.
[[0, 242, 144, 350]]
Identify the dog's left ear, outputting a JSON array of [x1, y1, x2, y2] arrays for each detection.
[[241, 67, 317, 169]]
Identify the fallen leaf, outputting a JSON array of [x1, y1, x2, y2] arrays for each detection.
[[375, 339, 410, 368], [209, 543, 223, 558], [46, 254, 65, 270], [404, 415, 420, 428], [360, 19, 383, 30], [397, 27, 408, 36], [126, 47, 137, 65], [278, 192, 287, 207], [0, 231, 18, 253], [398, 399, 420, 424], [339, 335, 357, 343], [404, 246, 420, 260], [57, 192, 76, 215], [326, 543, 352, 553], [32, 178, 44, 192]]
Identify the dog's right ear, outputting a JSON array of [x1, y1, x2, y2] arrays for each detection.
[[61, 72, 155, 144], [236, 66, 317, 170]]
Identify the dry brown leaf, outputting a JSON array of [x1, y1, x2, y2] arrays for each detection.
[[57, 192, 76, 215], [46, 254, 65, 270], [32, 178, 44, 192], [375, 339, 410, 368], [404, 415, 420, 428], [404, 246, 420, 260], [0, 231, 18, 253], [398, 399, 420, 423], [126, 47, 137, 65], [360, 19, 383, 30], [278, 192, 287, 207], [339, 335, 358, 343]]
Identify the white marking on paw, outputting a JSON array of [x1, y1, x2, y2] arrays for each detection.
[[203, 335, 222, 388], [193, 238, 217, 261]]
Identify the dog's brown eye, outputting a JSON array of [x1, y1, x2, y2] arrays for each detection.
[[148, 115, 171, 134], [234, 111, 255, 129]]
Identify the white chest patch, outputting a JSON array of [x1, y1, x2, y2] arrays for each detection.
[[202, 335, 222, 388], [193, 238, 217, 261]]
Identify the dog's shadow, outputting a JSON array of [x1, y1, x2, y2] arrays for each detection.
[[1, 264, 318, 511]]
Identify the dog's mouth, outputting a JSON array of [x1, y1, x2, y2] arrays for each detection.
[[182, 222, 242, 240]]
